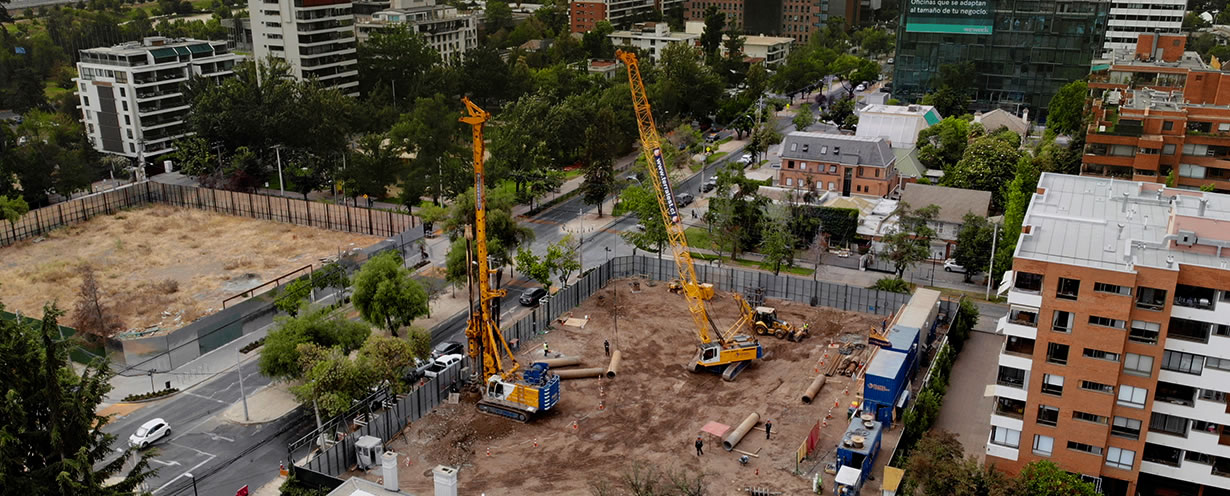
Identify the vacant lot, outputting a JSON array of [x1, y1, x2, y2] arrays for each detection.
[[367, 280, 888, 495], [0, 205, 380, 334]]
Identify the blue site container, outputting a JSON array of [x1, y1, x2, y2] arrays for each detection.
[[863, 350, 908, 426]]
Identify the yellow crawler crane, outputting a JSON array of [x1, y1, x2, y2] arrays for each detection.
[[616, 50, 763, 381], [460, 97, 560, 421]]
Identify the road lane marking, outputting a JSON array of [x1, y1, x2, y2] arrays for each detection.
[[150, 459, 181, 467], [168, 442, 215, 457], [183, 392, 227, 404], [152, 454, 215, 494], [206, 433, 235, 442]]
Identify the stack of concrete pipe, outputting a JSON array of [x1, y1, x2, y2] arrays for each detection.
[[723, 412, 761, 451]]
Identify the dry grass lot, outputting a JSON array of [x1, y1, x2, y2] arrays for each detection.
[[0, 205, 380, 334], [365, 280, 886, 495]]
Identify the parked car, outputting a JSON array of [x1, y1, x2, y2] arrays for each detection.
[[737, 153, 752, 165], [635, 222, 646, 231], [432, 341, 464, 358], [700, 178, 717, 192], [129, 418, 171, 449], [943, 259, 966, 273], [855, 83, 867, 92], [676, 192, 695, 207], [423, 354, 464, 378], [519, 287, 548, 306], [404, 358, 433, 382]]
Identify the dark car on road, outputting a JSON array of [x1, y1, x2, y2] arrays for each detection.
[[432, 341, 464, 358], [519, 287, 548, 306], [676, 192, 695, 207], [701, 178, 717, 192]]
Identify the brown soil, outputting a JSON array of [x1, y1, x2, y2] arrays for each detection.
[[374, 279, 886, 495], [0, 205, 379, 334]]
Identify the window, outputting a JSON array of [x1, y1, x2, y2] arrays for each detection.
[[997, 366, 1026, 388], [1186, 451, 1214, 465], [828, 165, 837, 173], [1052, 310, 1073, 333], [1193, 420, 1221, 434], [1149, 412, 1187, 435], [990, 426, 1020, 448], [124, 115, 130, 125], [1199, 389, 1227, 402], [1073, 411, 1107, 424], [1163, 121, 1174, 130], [119, 88, 125, 97], [790, 143, 797, 151], [1112, 417, 1142, 439], [1088, 315, 1126, 329], [1094, 282, 1130, 295], [785, 178, 793, 186], [1136, 287, 1167, 310], [1084, 348, 1120, 361], [121, 101, 127, 111], [1033, 434, 1054, 456], [1106, 447, 1136, 470], [787, 160, 795, 169], [1123, 353, 1154, 376], [1163, 143, 1176, 154], [1037, 405, 1059, 426], [1169, 317, 1212, 343], [1015, 272, 1043, 292], [1130, 320, 1160, 344], [1041, 374, 1064, 395], [1118, 385, 1147, 408], [800, 164, 807, 171], [1162, 350, 1204, 375], [1057, 277, 1080, 299], [1046, 343, 1070, 365], [1081, 380, 1114, 393], [1067, 441, 1103, 456]]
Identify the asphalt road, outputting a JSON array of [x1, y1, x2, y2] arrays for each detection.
[[101, 357, 311, 496]]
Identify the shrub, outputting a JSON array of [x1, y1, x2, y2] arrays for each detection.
[[239, 336, 266, 354], [870, 277, 910, 294], [122, 387, 179, 402]]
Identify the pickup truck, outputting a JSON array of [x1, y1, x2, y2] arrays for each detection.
[[423, 354, 464, 379]]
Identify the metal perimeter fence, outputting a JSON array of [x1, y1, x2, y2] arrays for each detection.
[[0, 180, 417, 247], [291, 253, 915, 481]]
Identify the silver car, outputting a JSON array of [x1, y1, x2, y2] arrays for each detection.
[[129, 418, 170, 449]]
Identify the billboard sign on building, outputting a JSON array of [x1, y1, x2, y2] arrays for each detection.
[[904, 0, 993, 34]]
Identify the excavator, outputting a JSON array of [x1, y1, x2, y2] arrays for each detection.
[[617, 50, 763, 381], [459, 97, 561, 422]]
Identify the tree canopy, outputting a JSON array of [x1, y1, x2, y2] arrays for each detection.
[[258, 306, 371, 381], [352, 251, 430, 336], [1045, 80, 1088, 136]]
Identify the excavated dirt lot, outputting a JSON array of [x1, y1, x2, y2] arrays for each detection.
[[0, 205, 380, 334], [371, 279, 890, 495]]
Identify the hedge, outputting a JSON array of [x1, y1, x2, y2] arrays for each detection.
[[123, 387, 179, 402]]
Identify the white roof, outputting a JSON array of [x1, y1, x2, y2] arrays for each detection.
[[836, 465, 863, 486], [1017, 173, 1230, 273]]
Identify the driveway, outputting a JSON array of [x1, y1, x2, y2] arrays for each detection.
[[933, 326, 1003, 462]]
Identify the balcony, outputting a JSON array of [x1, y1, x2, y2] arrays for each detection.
[[1157, 381, 1197, 408], [998, 314, 1037, 340], [1175, 285, 1218, 310], [995, 396, 1026, 420], [1003, 336, 1035, 359], [986, 442, 1019, 462]]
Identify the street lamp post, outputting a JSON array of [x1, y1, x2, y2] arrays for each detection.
[[274, 146, 285, 197], [237, 352, 249, 422], [148, 370, 156, 394], [185, 472, 198, 496], [985, 223, 999, 300]]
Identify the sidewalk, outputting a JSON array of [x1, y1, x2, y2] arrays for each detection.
[[103, 325, 271, 404]]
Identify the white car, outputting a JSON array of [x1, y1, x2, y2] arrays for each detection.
[[943, 259, 966, 273], [855, 83, 867, 92], [129, 418, 170, 449], [738, 153, 752, 164], [423, 354, 464, 378]]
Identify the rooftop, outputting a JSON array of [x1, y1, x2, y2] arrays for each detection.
[[1097, 48, 1209, 71], [1016, 173, 1230, 273], [325, 476, 416, 496], [780, 132, 895, 168], [860, 104, 940, 120], [742, 35, 794, 46], [865, 349, 907, 379], [898, 183, 992, 225], [80, 37, 224, 57]]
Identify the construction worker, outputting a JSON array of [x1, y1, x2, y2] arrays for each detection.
[[604, 340, 610, 357], [765, 419, 773, 439], [695, 436, 704, 456], [543, 342, 550, 357]]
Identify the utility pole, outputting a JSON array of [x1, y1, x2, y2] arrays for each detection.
[[985, 223, 999, 300], [274, 145, 285, 197]]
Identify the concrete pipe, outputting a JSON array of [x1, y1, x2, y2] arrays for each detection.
[[538, 356, 583, 368], [606, 350, 622, 379], [723, 412, 761, 451], [554, 367, 606, 380], [802, 374, 827, 404]]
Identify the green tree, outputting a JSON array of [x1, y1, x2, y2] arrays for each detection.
[[870, 277, 910, 294], [546, 234, 582, 288], [943, 131, 1023, 211], [1017, 461, 1099, 496], [0, 194, 29, 229], [345, 133, 405, 202], [618, 184, 669, 256], [515, 247, 553, 289], [903, 430, 1017, 496], [952, 214, 995, 283], [698, 6, 725, 62], [356, 24, 446, 114], [650, 42, 724, 123], [580, 107, 619, 216], [352, 251, 430, 336], [290, 344, 377, 418], [273, 278, 313, 317], [923, 62, 976, 117], [170, 136, 218, 177], [581, 20, 615, 59], [388, 93, 466, 204], [993, 159, 1040, 283], [709, 165, 769, 258], [880, 203, 940, 279], [0, 303, 158, 494], [484, 0, 513, 33], [917, 116, 977, 171], [792, 103, 815, 131], [857, 28, 893, 56], [359, 331, 430, 393], [1046, 80, 1088, 136], [759, 205, 797, 275], [1184, 11, 1211, 31], [258, 306, 371, 381]]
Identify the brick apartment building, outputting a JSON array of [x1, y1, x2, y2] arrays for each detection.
[[682, 0, 864, 43], [778, 132, 898, 197], [989, 172, 1230, 496], [1085, 33, 1230, 192], [567, 0, 684, 33], [569, 0, 606, 33]]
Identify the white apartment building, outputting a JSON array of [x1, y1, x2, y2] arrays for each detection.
[[75, 37, 237, 161], [248, 0, 359, 95], [354, 0, 477, 62], [608, 22, 699, 62], [854, 104, 941, 149], [1103, 0, 1186, 54]]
